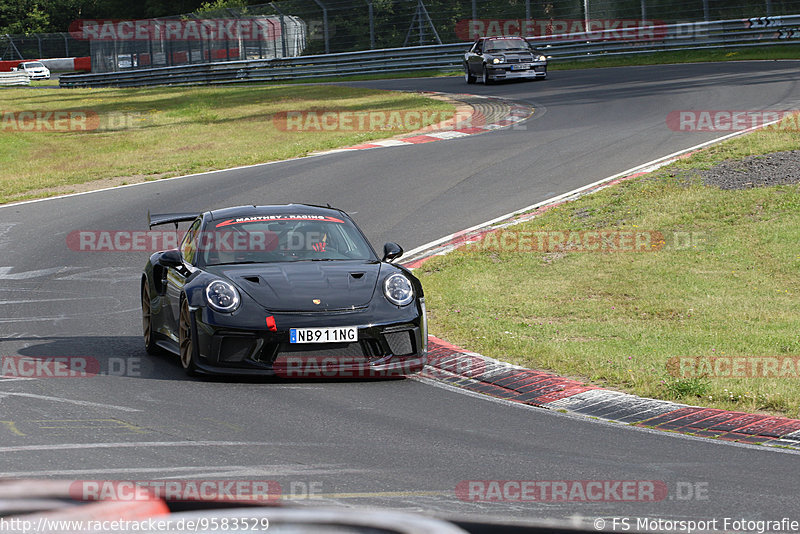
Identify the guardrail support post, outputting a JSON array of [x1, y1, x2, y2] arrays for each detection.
[[312, 0, 330, 55]]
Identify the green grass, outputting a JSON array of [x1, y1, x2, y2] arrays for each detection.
[[0, 84, 454, 203], [278, 69, 462, 83], [417, 116, 800, 419], [548, 44, 800, 70]]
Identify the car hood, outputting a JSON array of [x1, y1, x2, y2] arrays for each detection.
[[501, 51, 538, 60], [209, 261, 382, 312]]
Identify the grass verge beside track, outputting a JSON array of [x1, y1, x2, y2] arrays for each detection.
[[416, 117, 800, 419], [548, 44, 800, 70], [0, 84, 454, 204]]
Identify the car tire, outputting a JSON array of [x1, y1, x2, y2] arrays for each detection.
[[179, 297, 199, 376], [464, 64, 476, 84], [482, 65, 492, 85], [142, 280, 161, 356]]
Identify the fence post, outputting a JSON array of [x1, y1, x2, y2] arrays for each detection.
[[36, 35, 42, 59], [63, 33, 69, 57], [472, 0, 477, 22], [312, 0, 330, 54], [270, 2, 288, 57], [703, 0, 710, 21], [525, 0, 530, 21], [366, 0, 375, 49], [766, 0, 773, 16], [584, 0, 589, 31], [641, 0, 647, 22]]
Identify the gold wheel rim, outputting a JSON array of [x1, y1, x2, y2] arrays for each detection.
[[179, 302, 193, 369], [142, 284, 151, 345]]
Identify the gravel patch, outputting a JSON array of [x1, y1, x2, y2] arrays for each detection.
[[699, 150, 800, 190]]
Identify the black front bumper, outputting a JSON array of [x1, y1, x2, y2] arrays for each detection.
[[191, 306, 427, 377]]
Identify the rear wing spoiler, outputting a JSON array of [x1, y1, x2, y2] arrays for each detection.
[[147, 211, 200, 229]]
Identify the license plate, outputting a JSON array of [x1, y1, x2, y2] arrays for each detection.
[[290, 327, 358, 344], [511, 64, 530, 70]]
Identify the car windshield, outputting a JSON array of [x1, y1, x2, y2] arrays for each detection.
[[201, 216, 376, 265], [24, 62, 44, 68], [484, 39, 530, 52]]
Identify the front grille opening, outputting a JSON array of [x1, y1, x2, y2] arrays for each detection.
[[218, 337, 258, 362], [267, 339, 385, 363], [385, 330, 414, 356], [279, 343, 366, 359]]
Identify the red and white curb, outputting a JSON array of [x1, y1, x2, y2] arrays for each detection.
[[313, 94, 532, 156], [423, 336, 800, 449]]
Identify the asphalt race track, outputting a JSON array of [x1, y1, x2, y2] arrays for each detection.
[[1, 61, 800, 525]]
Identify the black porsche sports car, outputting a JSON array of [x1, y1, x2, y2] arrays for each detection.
[[464, 36, 548, 84], [141, 204, 427, 377]]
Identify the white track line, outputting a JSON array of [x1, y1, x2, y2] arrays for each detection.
[[0, 464, 363, 478], [0, 441, 296, 453], [0, 392, 140, 412]]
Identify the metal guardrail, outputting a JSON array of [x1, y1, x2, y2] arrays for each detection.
[[59, 14, 800, 88], [0, 72, 30, 86]]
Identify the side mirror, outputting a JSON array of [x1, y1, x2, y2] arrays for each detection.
[[382, 242, 403, 262], [159, 249, 183, 267]]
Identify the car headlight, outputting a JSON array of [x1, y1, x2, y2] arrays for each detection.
[[537, 55, 547, 61], [384, 273, 414, 306], [492, 57, 502, 64], [205, 280, 240, 313]]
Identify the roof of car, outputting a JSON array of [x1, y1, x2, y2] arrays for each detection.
[[208, 204, 346, 221]]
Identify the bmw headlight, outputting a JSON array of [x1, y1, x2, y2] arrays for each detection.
[[384, 273, 414, 306], [492, 57, 502, 64], [205, 280, 240, 313]]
